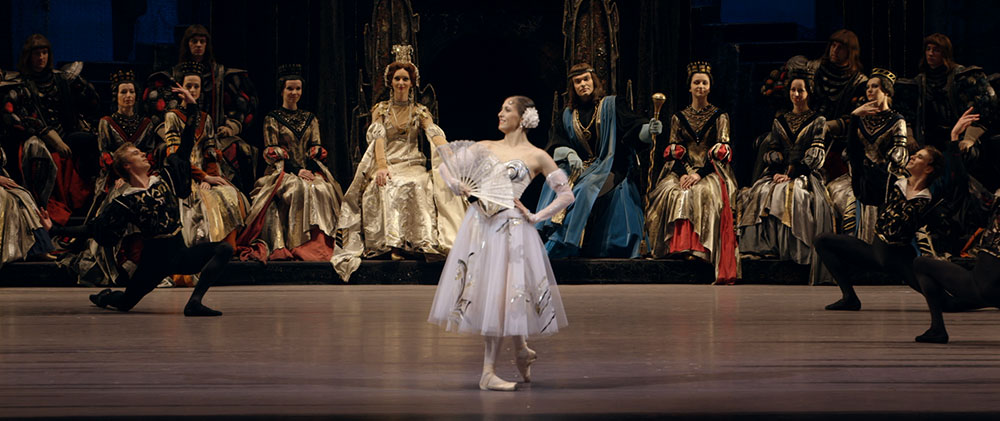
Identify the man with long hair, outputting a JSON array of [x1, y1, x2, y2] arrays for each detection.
[[535, 63, 660, 258]]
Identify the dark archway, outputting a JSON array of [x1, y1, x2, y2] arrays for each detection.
[[416, 1, 564, 147]]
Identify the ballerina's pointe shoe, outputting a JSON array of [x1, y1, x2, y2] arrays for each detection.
[[516, 348, 537, 382], [479, 372, 516, 391]]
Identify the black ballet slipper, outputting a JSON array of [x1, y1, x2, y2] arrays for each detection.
[[184, 302, 222, 317], [825, 297, 861, 311], [915, 328, 949, 344], [89, 289, 113, 308]]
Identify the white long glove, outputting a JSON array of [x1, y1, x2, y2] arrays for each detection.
[[518, 170, 574, 224]]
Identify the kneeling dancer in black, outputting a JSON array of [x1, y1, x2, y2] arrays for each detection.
[[913, 191, 1000, 344], [52, 85, 232, 316], [816, 109, 978, 311]]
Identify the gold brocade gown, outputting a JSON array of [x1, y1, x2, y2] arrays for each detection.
[[163, 108, 249, 244], [736, 111, 836, 284], [240, 108, 343, 257], [332, 101, 466, 282], [646, 104, 741, 281]]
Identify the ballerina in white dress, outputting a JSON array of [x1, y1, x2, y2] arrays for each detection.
[[429, 96, 575, 391]]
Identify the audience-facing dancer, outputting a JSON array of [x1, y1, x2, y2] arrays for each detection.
[[646, 61, 740, 284], [429, 96, 572, 391], [817, 107, 978, 310], [738, 69, 836, 285], [51, 85, 232, 316]]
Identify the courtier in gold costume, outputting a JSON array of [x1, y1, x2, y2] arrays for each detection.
[[646, 62, 740, 284], [332, 46, 465, 282], [237, 65, 343, 261], [738, 69, 835, 285], [826, 68, 912, 242], [164, 61, 248, 247]]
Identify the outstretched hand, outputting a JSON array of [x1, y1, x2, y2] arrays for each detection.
[[951, 107, 980, 142]]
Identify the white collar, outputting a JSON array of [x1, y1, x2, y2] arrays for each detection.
[[121, 175, 161, 195], [896, 178, 931, 201]]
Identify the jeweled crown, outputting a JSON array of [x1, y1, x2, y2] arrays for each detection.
[[686, 61, 712, 78], [871, 68, 897, 85], [383, 44, 421, 87], [110, 69, 135, 87]]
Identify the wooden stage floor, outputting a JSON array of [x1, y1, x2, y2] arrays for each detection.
[[2, 285, 1000, 419]]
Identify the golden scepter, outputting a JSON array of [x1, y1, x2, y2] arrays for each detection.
[[646, 92, 666, 196]]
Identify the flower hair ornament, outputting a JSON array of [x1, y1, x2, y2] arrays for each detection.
[[520, 107, 540, 129]]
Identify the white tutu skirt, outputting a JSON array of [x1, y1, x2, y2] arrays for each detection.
[[429, 206, 568, 337]]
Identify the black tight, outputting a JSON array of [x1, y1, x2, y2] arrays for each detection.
[[106, 235, 233, 313], [814, 233, 918, 309], [913, 253, 1000, 343]]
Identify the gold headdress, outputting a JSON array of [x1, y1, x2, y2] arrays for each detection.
[[870, 68, 897, 96], [686, 61, 713, 85], [871, 68, 896, 85], [687, 61, 712, 78], [383, 44, 420, 87]]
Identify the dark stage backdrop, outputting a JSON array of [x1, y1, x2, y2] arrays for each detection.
[[3, 0, 1000, 188]]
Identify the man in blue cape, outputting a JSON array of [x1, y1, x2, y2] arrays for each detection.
[[536, 63, 660, 258]]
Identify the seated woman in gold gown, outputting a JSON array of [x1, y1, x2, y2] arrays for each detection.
[[332, 49, 465, 282], [646, 62, 740, 284], [237, 65, 343, 261], [737, 69, 836, 285], [164, 62, 248, 248]]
